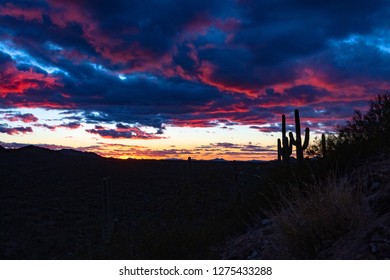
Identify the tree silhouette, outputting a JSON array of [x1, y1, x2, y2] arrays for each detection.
[[338, 92, 390, 147]]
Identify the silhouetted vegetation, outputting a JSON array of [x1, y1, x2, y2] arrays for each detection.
[[307, 92, 390, 169], [256, 93, 390, 259], [277, 109, 310, 164], [339, 93, 390, 146]]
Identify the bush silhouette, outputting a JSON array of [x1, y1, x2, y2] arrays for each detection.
[[307, 92, 390, 162], [338, 93, 390, 147]]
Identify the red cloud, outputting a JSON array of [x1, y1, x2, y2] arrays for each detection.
[[47, 0, 165, 71], [0, 3, 43, 22], [0, 67, 60, 97], [169, 119, 218, 128], [197, 61, 258, 96]]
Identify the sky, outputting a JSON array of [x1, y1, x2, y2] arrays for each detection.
[[0, 0, 389, 160]]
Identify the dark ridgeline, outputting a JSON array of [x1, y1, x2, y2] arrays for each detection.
[[277, 109, 310, 164]]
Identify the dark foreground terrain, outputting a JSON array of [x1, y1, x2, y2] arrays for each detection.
[[0, 146, 264, 259]]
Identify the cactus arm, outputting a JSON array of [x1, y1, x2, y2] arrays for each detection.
[[302, 127, 310, 149], [294, 109, 303, 161], [294, 109, 300, 130], [295, 109, 303, 150], [281, 114, 290, 163], [282, 114, 286, 148], [278, 114, 292, 164], [285, 136, 292, 156], [289, 109, 311, 162], [289, 131, 296, 145]]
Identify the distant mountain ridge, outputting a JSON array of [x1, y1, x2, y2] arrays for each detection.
[[0, 145, 101, 159], [57, 148, 101, 159]]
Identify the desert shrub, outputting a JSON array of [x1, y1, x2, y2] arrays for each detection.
[[339, 93, 390, 146], [266, 171, 373, 259], [306, 93, 390, 166], [306, 134, 339, 158]]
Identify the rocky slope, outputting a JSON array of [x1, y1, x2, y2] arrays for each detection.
[[219, 152, 390, 259]]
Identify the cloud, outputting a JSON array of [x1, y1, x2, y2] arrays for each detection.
[[198, 142, 274, 153], [0, 51, 61, 99], [3, 112, 38, 123], [0, 124, 33, 135], [58, 121, 80, 129], [85, 124, 164, 139], [34, 121, 80, 130], [35, 123, 56, 130], [0, 3, 43, 22], [249, 125, 280, 133]]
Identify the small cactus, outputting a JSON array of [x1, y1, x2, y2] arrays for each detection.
[[289, 109, 310, 162]]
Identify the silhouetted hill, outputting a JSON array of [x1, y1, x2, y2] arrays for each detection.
[[211, 158, 226, 162], [58, 149, 101, 159], [17, 145, 55, 155], [0, 145, 104, 171], [1, 145, 101, 160]]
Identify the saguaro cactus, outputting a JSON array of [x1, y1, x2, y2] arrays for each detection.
[[289, 109, 310, 162], [277, 114, 293, 164]]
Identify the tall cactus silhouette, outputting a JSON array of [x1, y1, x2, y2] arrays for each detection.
[[277, 114, 293, 164], [289, 109, 310, 162]]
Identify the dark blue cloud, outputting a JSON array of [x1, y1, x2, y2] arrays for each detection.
[[85, 123, 163, 139], [0, 123, 33, 134]]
